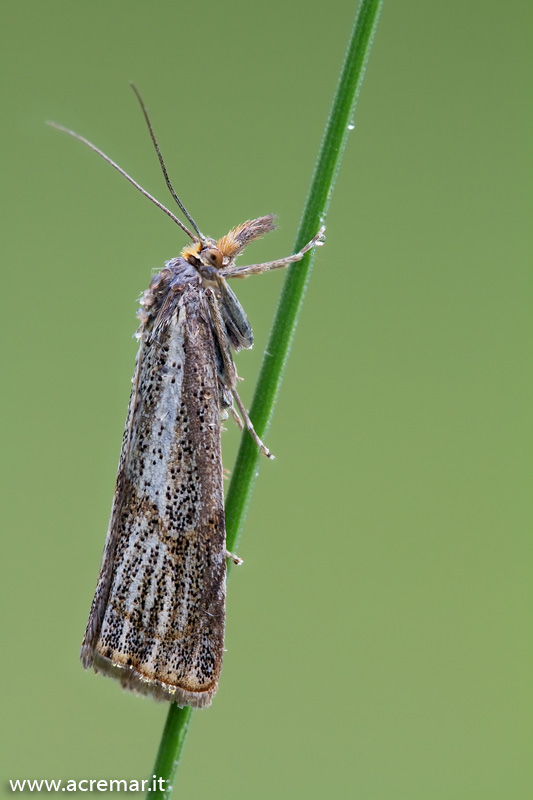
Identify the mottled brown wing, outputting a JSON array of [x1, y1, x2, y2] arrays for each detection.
[[81, 283, 226, 708]]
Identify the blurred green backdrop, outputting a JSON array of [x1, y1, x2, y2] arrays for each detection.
[[1, 1, 531, 798]]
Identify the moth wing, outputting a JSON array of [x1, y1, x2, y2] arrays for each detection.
[[81, 284, 226, 708]]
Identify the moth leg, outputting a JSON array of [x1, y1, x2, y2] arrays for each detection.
[[221, 227, 325, 279], [229, 402, 244, 431], [206, 286, 273, 458], [232, 387, 274, 460], [225, 550, 244, 566]]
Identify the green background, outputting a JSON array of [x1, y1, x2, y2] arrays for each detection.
[[1, 1, 530, 798]]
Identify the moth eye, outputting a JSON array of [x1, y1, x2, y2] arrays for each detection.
[[205, 249, 223, 269]]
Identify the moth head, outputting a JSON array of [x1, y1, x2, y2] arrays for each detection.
[[182, 215, 277, 280], [181, 239, 224, 283]]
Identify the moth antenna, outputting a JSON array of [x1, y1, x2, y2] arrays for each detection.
[[46, 120, 199, 241], [130, 83, 205, 242]]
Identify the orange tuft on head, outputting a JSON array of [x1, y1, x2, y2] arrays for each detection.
[[181, 242, 202, 261]]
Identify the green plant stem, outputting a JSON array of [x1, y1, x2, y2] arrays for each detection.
[[147, 706, 192, 799], [147, 1, 383, 796]]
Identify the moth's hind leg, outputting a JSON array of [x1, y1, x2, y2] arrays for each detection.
[[228, 402, 244, 431], [217, 383, 244, 432], [223, 384, 273, 459], [232, 387, 274, 460], [207, 286, 273, 458]]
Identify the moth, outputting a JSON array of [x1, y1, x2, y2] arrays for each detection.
[[49, 87, 324, 708]]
